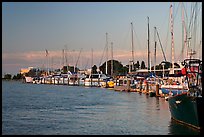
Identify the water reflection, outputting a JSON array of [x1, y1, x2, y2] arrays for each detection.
[[168, 119, 201, 135]]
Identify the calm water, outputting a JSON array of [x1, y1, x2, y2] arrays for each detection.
[[2, 80, 201, 135]]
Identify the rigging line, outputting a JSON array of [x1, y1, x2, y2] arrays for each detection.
[[98, 43, 106, 67], [120, 24, 131, 62], [193, 3, 198, 50], [188, 3, 197, 35], [75, 48, 83, 69], [132, 23, 144, 60], [172, 3, 181, 62], [164, 5, 170, 55], [84, 58, 89, 70], [182, 3, 191, 59], [161, 3, 171, 58], [181, 2, 189, 42], [172, 2, 181, 22], [199, 7, 202, 45], [160, 4, 170, 31], [182, 2, 188, 25], [187, 3, 198, 52], [180, 2, 187, 60], [156, 27, 167, 62], [132, 23, 141, 51], [131, 22, 134, 63], [97, 33, 106, 67], [127, 23, 132, 54], [118, 23, 131, 51], [133, 23, 146, 62]]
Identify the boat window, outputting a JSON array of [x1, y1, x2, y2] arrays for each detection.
[[91, 75, 99, 78], [119, 80, 123, 85]]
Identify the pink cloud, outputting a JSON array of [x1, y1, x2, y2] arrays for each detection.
[[2, 49, 175, 75]]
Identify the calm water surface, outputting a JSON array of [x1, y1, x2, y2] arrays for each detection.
[[2, 80, 200, 135]]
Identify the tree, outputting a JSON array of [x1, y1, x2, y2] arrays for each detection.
[[25, 69, 36, 77], [141, 61, 146, 69], [91, 65, 97, 74], [13, 73, 23, 80], [134, 61, 140, 69], [4, 74, 12, 79], [99, 60, 128, 76]]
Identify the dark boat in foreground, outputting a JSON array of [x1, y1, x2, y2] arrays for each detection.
[[168, 59, 203, 130]]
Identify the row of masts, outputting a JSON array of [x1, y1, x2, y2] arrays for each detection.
[[105, 32, 114, 76], [129, 2, 199, 74], [45, 3, 200, 76]]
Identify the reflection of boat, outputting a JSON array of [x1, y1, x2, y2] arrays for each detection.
[[168, 59, 203, 130], [168, 118, 201, 135]]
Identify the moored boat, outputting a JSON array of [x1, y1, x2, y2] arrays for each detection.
[[114, 76, 134, 92], [24, 76, 33, 83], [168, 58, 203, 130], [84, 73, 109, 87]]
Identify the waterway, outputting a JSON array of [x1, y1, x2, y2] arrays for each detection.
[[2, 80, 201, 135]]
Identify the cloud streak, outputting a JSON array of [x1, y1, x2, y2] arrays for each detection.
[[2, 49, 170, 75]]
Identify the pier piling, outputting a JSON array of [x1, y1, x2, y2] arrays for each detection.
[[156, 84, 160, 97]]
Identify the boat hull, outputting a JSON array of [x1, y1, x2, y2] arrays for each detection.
[[168, 93, 203, 130], [24, 76, 33, 83]]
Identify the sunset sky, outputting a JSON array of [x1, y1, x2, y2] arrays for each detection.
[[2, 2, 202, 75]]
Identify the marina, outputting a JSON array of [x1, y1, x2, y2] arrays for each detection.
[[2, 2, 202, 135], [19, 56, 203, 132]]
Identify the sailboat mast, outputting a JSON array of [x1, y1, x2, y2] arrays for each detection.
[[154, 27, 157, 73], [45, 49, 49, 76], [62, 49, 64, 68], [111, 42, 113, 76], [51, 56, 53, 74], [131, 22, 134, 71], [147, 17, 150, 71], [65, 45, 69, 72], [170, 3, 175, 73], [181, 3, 187, 61], [91, 48, 93, 72], [105, 32, 108, 75]]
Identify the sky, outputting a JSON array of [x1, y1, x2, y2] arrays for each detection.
[[2, 2, 202, 76]]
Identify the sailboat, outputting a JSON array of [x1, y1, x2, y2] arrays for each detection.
[[168, 58, 203, 130], [160, 3, 188, 97], [167, 3, 203, 130]]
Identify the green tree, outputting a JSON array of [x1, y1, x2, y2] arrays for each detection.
[[12, 73, 23, 80], [134, 61, 140, 69], [25, 69, 36, 77], [4, 74, 12, 79], [63, 66, 79, 73], [141, 61, 146, 69], [91, 65, 97, 74], [99, 60, 128, 76]]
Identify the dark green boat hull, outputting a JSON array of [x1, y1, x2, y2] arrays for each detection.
[[168, 94, 203, 130]]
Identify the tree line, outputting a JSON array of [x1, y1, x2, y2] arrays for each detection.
[[2, 73, 23, 80]]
